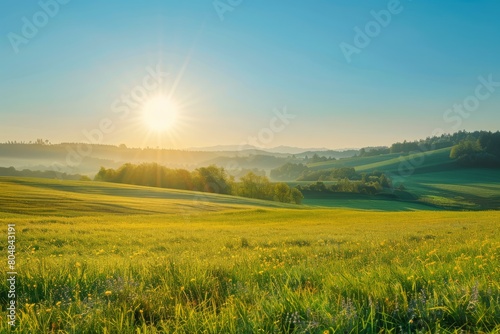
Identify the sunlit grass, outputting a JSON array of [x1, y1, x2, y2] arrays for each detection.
[[0, 178, 499, 333]]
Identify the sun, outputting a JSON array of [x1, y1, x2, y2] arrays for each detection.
[[141, 96, 178, 132]]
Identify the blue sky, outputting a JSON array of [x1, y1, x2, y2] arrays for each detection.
[[1, 0, 499, 149]]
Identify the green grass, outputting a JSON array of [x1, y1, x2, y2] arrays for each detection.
[[308, 148, 453, 174], [294, 149, 500, 211], [0, 177, 299, 217], [354, 148, 453, 173], [288, 168, 500, 211], [307, 153, 403, 170], [399, 168, 500, 210], [300, 193, 439, 211], [1, 178, 499, 333]]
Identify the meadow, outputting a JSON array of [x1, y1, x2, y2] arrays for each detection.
[[1, 177, 499, 333]]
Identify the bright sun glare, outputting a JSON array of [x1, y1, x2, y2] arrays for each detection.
[[142, 96, 177, 132]]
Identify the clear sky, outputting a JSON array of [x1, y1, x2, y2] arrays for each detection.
[[1, 0, 500, 149]]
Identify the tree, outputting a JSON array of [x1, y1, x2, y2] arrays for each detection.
[[378, 174, 391, 188], [195, 165, 233, 194], [332, 167, 356, 180], [274, 183, 292, 203], [239, 172, 272, 200], [450, 139, 481, 159], [479, 131, 500, 157], [270, 163, 309, 181], [94, 167, 117, 182], [291, 188, 304, 204], [309, 181, 327, 192]]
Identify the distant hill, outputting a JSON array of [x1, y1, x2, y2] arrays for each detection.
[[294, 149, 359, 159], [0, 166, 85, 180], [186, 144, 347, 155], [1, 130, 497, 179], [0, 143, 358, 176]]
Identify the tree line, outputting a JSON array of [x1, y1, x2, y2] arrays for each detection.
[[297, 176, 390, 196], [352, 130, 497, 157], [95, 163, 304, 204], [270, 163, 390, 184], [389, 130, 496, 154], [0, 166, 87, 180], [449, 131, 500, 167]]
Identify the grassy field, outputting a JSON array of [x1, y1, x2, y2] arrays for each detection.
[[300, 193, 439, 211], [1, 178, 499, 333], [354, 148, 454, 174], [299, 147, 500, 211], [398, 169, 500, 210], [307, 148, 453, 174], [307, 153, 403, 171], [293, 168, 500, 211]]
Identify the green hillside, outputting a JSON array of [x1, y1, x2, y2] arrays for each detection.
[[355, 148, 454, 173], [0, 177, 298, 218], [300, 193, 439, 211], [399, 168, 500, 210], [307, 152, 402, 170], [308, 148, 454, 174], [297, 168, 500, 211], [292, 147, 500, 211]]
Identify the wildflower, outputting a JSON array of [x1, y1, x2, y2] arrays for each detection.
[[427, 249, 437, 256], [56, 301, 61, 307], [180, 286, 185, 291], [104, 291, 112, 296]]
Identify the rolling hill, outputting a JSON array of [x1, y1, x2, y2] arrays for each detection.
[[308, 147, 454, 174], [299, 147, 500, 211], [0, 177, 300, 218]]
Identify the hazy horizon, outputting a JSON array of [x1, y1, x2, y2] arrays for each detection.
[[4, 129, 495, 152]]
